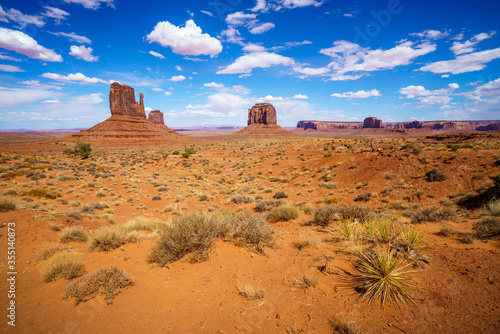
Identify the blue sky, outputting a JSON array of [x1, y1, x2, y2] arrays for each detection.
[[0, 0, 499, 129]]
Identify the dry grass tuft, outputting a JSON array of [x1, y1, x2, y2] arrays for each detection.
[[0, 196, 20, 212], [20, 188, 61, 199], [237, 284, 266, 300], [91, 226, 127, 251], [232, 212, 275, 253], [295, 231, 323, 251], [473, 217, 500, 239], [59, 226, 88, 243], [65, 267, 133, 305], [41, 251, 85, 282], [267, 203, 299, 222]]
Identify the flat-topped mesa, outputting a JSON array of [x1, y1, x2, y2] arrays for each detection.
[[248, 103, 277, 125], [363, 117, 383, 128], [109, 82, 146, 118], [148, 110, 165, 126]]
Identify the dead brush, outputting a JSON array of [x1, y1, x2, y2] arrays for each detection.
[[59, 226, 88, 243], [41, 251, 85, 282], [237, 284, 266, 300], [295, 231, 323, 251], [334, 220, 359, 241], [231, 212, 275, 253], [345, 249, 417, 307], [64, 266, 133, 305]]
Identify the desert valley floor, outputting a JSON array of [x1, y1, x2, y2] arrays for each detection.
[[0, 131, 499, 333]]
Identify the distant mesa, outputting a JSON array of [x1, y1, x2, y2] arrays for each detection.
[[236, 103, 292, 136], [67, 82, 184, 145], [363, 117, 383, 129], [148, 110, 165, 126], [297, 121, 362, 131]]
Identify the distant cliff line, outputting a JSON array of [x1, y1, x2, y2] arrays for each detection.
[[297, 120, 500, 131]]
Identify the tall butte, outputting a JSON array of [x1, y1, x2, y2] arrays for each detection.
[[235, 103, 292, 136], [68, 82, 183, 145]]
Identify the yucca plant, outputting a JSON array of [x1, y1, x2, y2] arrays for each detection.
[[392, 226, 429, 267], [335, 219, 359, 241], [347, 250, 417, 307]]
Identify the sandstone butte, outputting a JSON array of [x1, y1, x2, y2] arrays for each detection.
[[235, 103, 292, 136], [67, 82, 184, 145]]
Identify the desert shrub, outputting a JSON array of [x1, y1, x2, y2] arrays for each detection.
[[91, 226, 127, 251], [473, 218, 500, 239], [295, 231, 323, 251], [483, 199, 500, 216], [41, 251, 85, 282], [392, 226, 429, 267], [59, 226, 88, 243], [309, 205, 338, 226], [339, 205, 373, 223], [148, 212, 232, 266], [335, 220, 359, 241], [20, 188, 61, 199], [273, 191, 288, 199], [354, 192, 372, 202], [346, 250, 416, 307], [425, 169, 447, 182], [331, 316, 361, 334], [64, 267, 133, 305], [0, 196, 19, 212], [66, 211, 83, 220], [121, 216, 166, 232], [254, 199, 282, 212], [267, 204, 299, 222], [63, 142, 92, 159], [37, 244, 72, 261], [411, 206, 457, 223], [152, 195, 162, 201], [297, 275, 318, 289], [230, 194, 255, 204], [3, 188, 17, 196], [237, 284, 265, 300], [232, 213, 275, 252]]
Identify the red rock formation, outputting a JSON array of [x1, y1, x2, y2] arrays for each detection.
[[394, 123, 406, 130], [148, 110, 165, 126], [296, 121, 362, 131], [109, 82, 145, 118], [363, 117, 383, 128], [477, 123, 500, 131], [248, 103, 277, 125]]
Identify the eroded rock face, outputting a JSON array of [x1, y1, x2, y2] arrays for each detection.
[[248, 103, 277, 125], [297, 121, 362, 131], [109, 82, 145, 118], [363, 117, 383, 128], [148, 110, 164, 125], [395, 123, 406, 130]]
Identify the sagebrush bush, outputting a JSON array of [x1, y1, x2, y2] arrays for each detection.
[[41, 251, 85, 282], [273, 191, 288, 199], [309, 205, 338, 226], [91, 226, 127, 251], [411, 206, 457, 223], [230, 194, 255, 204], [267, 204, 299, 222], [65, 267, 133, 305], [473, 218, 500, 239], [254, 199, 283, 212], [425, 169, 447, 182], [0, 196, 19, 212], [232, 213, 275, 253], [59, 226, 88, 243]]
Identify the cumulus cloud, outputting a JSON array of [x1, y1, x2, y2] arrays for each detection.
[[410, 30, 449, 40], [164, 91, 171, 96], [63, 0, 115, 10], [76, 93, 103, 104], [399, 83, 459, 105], [203, 82, 224, 88], [0, 64, 24, 72], [249, 22, 275, 34], [331, 89, 381, 98], [251, 0, 324, 12], [450, 32, 495, 55], [292, 94, 308, 99], [217, 51, 294, 75], [0, 86, 59, 108], [42, 72, 111, 84], [18, 80, 63, 90], [152, 87, 163, 92], [464, 78, 500, 101], [146, 20, 222, 57], [175, 65, 182, 71], [3, 7, 44, 29], [0, 28, 63, 62], [225, 11, 275, 35], [281, 0, 324, 9], [149, 50, 165, 59], [169, 75, 186, 82], [419, 47, 500, 74], [0, 6, 7, 23], [70, 45, 99, 62], [43, 6, 70, 24], [49, 32, 92, 44], [220, 27, 244, 45]]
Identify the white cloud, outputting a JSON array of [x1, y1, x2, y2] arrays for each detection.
[[220, 27, 244, 45], [149, 50, 165, 59], [251, 0, 268, 12], [399, 83, 459, 105], [225, 12, 257, 26], [0, 86, 59, 108], [420, 47, 500, 74], [0, 28, 63, 62], [43, 6, 69, 24], [243, 43, 266, 52], [63, 0, 115, 10], [4, 8, 44, 29], [450, 32, 495, 55], [43, 99, 61, 104], [19, 80, 63, 90], [42, 72, 111, 84], [0, 5, 7, 23], [281, 0, 324, 8], [251, 0, 324, 12], [76, 93, 103, 104], [249, 22, 275, 34], [203, 82, 224, 88], [292, 94, 308, 99], [331, 89, 381, 98], [0, 52, 20, 61], [146, 19, 222, 57], [343, 13, 353, 18], [164, 91, 172, 96], [49, 32, 92, 44], [464, 78, 500, 101], [200, 10, 213, 17], [411, 30, 449, 40], [152, 87, 163, 92], [175, 65, 182, 71], [70, 45, 99, 62], [321, 40, 436, 77], [293, 66, 329, 76], [0, 64, 23, 72], [169, 75, 186, 82], [217, 51, 294, 75]]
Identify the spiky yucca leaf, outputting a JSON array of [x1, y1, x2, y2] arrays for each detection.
[[350, 250, 416, 307]]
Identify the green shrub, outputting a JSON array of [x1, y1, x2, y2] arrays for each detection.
[[425, 169, 447, 182], [64, 142, 92, 159]]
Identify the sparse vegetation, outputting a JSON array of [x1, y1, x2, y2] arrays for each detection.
[[0, 196, 19, 212], [63, 142, 92, 159], [59, 226, 88, 243], [237, 284, 266, 300], [425, 168, 447, 182], [41, 251, 85, 282]]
